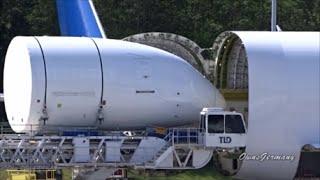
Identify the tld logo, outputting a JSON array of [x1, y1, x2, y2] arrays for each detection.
[[219, 136, 232, 143]]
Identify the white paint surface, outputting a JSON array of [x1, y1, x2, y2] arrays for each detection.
[[3, 36, 225, 133]]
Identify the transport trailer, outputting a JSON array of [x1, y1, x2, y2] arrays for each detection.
[[0, 108, 246, 176]]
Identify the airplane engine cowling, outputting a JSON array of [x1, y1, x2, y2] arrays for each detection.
[[3, 36, 225, 133]]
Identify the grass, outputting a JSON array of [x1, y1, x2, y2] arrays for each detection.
[[62, 168, 72, 180], [0, 170, 7, 179], [0, 169, 73, 180], [0, 162, 230, 180], [128, 163, 231, 180]]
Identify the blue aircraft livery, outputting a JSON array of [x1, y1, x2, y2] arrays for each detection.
[[56, 0, 106, 38]]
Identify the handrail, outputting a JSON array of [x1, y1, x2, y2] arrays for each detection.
[[163, 131, 172, 142], [168, 128, 204, 146]]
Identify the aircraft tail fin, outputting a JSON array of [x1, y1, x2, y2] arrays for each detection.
[[56, 0, 106, 38]]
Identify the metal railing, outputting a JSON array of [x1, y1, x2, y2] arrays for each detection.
[[169, 128, 204, 146]]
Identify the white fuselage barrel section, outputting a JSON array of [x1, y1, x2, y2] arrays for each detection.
[[3, 36, 225, 133]]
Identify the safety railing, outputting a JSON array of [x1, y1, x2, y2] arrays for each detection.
[[169, 128, 204, 146]]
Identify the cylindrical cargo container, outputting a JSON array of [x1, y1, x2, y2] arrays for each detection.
[[3, 36, 225, 133]]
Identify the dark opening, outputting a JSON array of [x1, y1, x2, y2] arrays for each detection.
[[200, 115, 206, 132], [208, 115, 224, 133], [295, 151, 320, 178], [136, 90, 155, 93], [232, 159, 238, 170], [225, 115, 245, 133]]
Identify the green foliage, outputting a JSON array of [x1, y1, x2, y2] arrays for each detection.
[[0, 0, 58, 91], [94, 0, 319, 47], [128, 163, 231, 180]]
